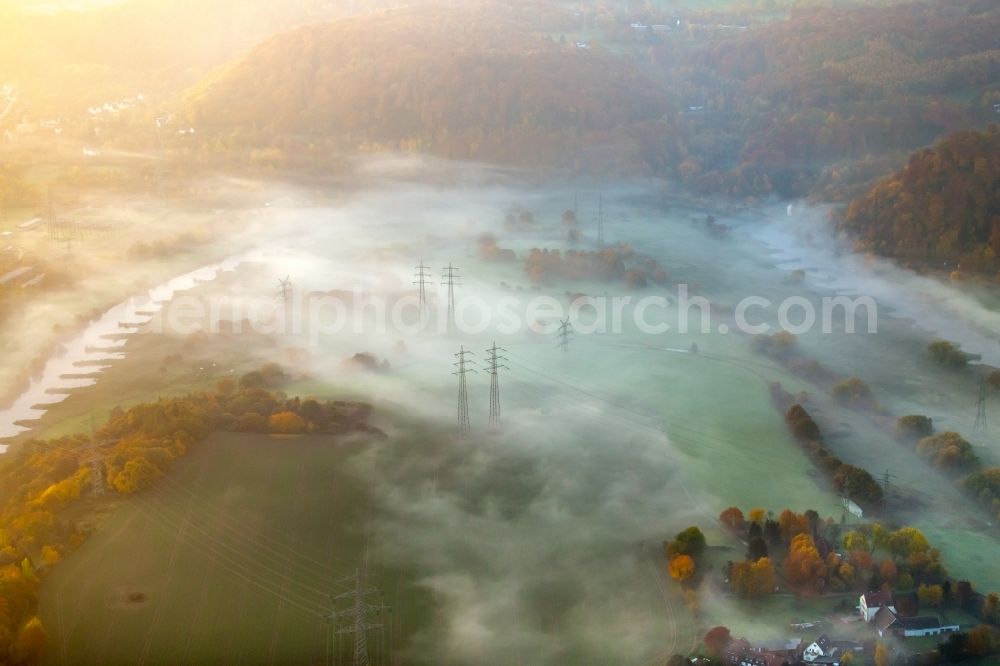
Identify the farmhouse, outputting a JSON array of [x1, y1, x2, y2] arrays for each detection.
[[873, 607, 960, 638], [723, 638, 799, 666], [802, 634, 865, 664], [859, 590, 894, 622]]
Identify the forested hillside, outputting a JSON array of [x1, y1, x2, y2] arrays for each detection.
[[838, 125, 1000, 274], [182, 2, 684, 174], [651, 0, 1000, 200], [180, 0, 1000, 189]]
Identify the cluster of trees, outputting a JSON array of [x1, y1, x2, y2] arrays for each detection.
[[937, 625, 1000, 663], [965, 468, 1000, 527], [703, 625, 732, 658], [895, 413, 1000, 521], [0, 562, 45, 664], [838, 524, 949, 595], [711, 512, 998, 644], [664, 526, 706, 582], [840, 126, 1000, 274], [784, 404, 884, 506], [719, 507, 778, 598], [523, 244, 667, 288], [720, 506, 861, 596], [784, 532, 837, 594], [729, 554, 775, 599], [831, 377, 876, 409], [0, 365, 376, 664], [897, 414, 934, 440], [916, 432, 980, 473], [752, 335, 839, 385], [663, 525, 706, 614], [735, 511, 952, 596], [928, 340, 972, 368], [750, 331, 797, 359], [476, 234, 516, 264], [752, 336, 881, 413]]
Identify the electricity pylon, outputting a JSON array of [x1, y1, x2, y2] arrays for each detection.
[[880, 469, 897, 512], [556, 318, 572, 352], [442, 263, 461, 330], [453, 346, 476, 434], [46, 187, 78, 252], [596, 192, 605, 248], [81, 414, 106, 495], [975, 377, 988, 433], [485, 342, 508, 429], [276, 276, 292, 306], [328, 567, 390, 666], [413, 261, 432, 312]]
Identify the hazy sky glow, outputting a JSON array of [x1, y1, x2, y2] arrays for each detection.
[[13, 0, 124, 12]]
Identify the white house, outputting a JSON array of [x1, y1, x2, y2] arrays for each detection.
[[802, 635, 829, 662], [802, 635, 864, 663], [841, 497, 863, 519], [859, 590, 895, 622]]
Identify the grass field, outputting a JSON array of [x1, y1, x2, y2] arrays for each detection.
[[21, 189, 1000, 664], [38, 431, 433, 666]]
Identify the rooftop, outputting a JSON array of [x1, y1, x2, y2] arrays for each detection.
[[862, 590, 893, 606], [897, 616, 941, 630]]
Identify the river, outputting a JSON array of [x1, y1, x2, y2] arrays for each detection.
[[0, 250, 265, 450]]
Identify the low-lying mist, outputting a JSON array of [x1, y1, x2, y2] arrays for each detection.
[[135, 157, 1000, 658], [11, 155, 1000, 662]]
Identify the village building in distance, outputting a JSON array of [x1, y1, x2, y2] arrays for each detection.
[[718, 587, 968, 666], [723, 634, 866, 666]]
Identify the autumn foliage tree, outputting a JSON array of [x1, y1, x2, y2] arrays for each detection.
[[730, 557, 776, 598], [704, 626, 732, 656], [777, 510, 809, 543], [783, 534, 828, 593], [875, 642, 889, 666], [665, 526, 706, 560], [669, 555, 696, 583], [918, 583, 944, 607], [897, 415, 934, 440], [719, 506, 745, 530], [110, 458, 161, 495], [11, 616, 45, 665], [916, 431, 980, 472], [268, 411, 307, 435], [832, 377, 874, 408]]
